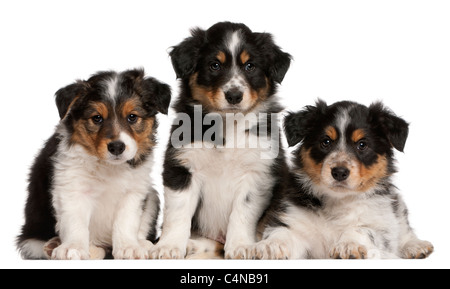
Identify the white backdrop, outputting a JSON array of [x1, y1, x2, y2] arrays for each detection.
[[1, 0, 449, 269]]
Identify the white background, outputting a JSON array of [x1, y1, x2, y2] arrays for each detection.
[[1, 0, 449, 269]]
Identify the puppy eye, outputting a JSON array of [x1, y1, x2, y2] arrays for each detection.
[[127, 114, 138, 124], [321, 137, 333, 149], [357, 140, 368, 151], [210, 62, 221, 71], [244, 63, 256, 72], [91, 115, 103, 124]]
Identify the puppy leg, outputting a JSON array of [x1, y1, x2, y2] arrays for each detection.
[[112, 191, 152, 260], [150, 184, 201, 259], [51, 193, 92, 260], [330, 228, 384, 259], [251, 213, 327, 260], [224, 189, 270, 259], [44, 236, 107, 260], [396, 195, 433, 259], [250, 227, 302, 260], [400, 238, 434, 259], [52, 242, 90, 260], [330, 242, 369, 259], [398, 225, 433, 259]]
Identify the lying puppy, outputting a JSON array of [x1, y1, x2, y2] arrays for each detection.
[[17, 69, 171, 259], [252, 100, 434, 259], [151, 22, 291, 259]]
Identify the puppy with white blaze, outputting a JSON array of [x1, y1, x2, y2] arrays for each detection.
[[252, 100, 434, 259], [150, 22, 292, 259], [17, 69, 171, 259]]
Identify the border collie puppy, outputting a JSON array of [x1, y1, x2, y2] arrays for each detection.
[[150, 22, 291, 259], [17, 69, 171, 259], [252, 100, 434, 259]]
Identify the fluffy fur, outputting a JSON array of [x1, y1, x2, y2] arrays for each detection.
[[17, 69, 171, 259], [151, 22, 291, 259], [252, 100, 434, 259]]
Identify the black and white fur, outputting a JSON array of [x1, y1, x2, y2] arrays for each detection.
[[17, 69, 171, 259], [150, 22, 291, 259], [252, 100, 434, 259]]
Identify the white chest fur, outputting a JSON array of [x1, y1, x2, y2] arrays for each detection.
[[175, 118, 278, 241], [51, 144, 153, 247]]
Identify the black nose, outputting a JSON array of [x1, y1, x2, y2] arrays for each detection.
[[331, 167, 350, 182], [107, 141, 125, 156], [225, 89, 243, 104]]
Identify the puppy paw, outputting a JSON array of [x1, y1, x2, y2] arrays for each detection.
[[89, 245, 107, 260], [44, 237, 107, 260], [250, 240, 290, 260], [401, 240, 434, 259], [44, 237, 61, 259], [330, 242, 367, 259], [149, 244, 185, 259], [113, 240, 153, 260], [51, 243, 89, 260], [187, 238, 223, 255], [224, 245, 253, 259]]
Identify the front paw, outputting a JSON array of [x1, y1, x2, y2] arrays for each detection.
[[51, 243, 89, 260], [149, 244, 186, 259], [250, 240, 290, 260], [224, 244, 253, 259], [113, 240, 154, 260], [330, 242, 367, 259], [401, 240, 434, 259]]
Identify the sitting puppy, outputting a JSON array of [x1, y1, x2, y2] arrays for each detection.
[[151, 22, 291, 259], [16, 69, 171, 259], [252, 100, 434, 259]]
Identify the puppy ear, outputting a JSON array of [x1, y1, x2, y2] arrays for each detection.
[[169, 28, 206, 79], [284, 111, 307, 147], [254, 33, 292, 84], [55, 81, 87, 119], [369, 102, 409, 152], [140, 77, 172, 115], [270, 48, 292, 84], [120, 69, 171, 115], [284, 99, 327, 147]]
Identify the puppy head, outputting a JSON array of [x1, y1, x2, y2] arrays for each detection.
[[55, 69, 171, 165], [170, 21, 291, 113], [284, 100, 409, 196]]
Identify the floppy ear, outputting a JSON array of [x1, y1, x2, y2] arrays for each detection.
[[169, 28, 206, 79], [254, 32, 292, 84], [55, 81, 87, 119], [369, 102, 409, 152], [140, 77, 172, 115], [284, 99, 327, 147], [284, 111, 308, 147], [120, 68, 171, 115]]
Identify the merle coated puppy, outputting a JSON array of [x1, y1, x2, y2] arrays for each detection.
[[252, 100, 434, 259]]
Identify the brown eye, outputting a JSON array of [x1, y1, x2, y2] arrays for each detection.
[[92, 115, 103, 124], [210, 62, 221, 71], [357, 140, 368, 151], [127, 114, 138, 124], [321, 137, 332, 149]]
